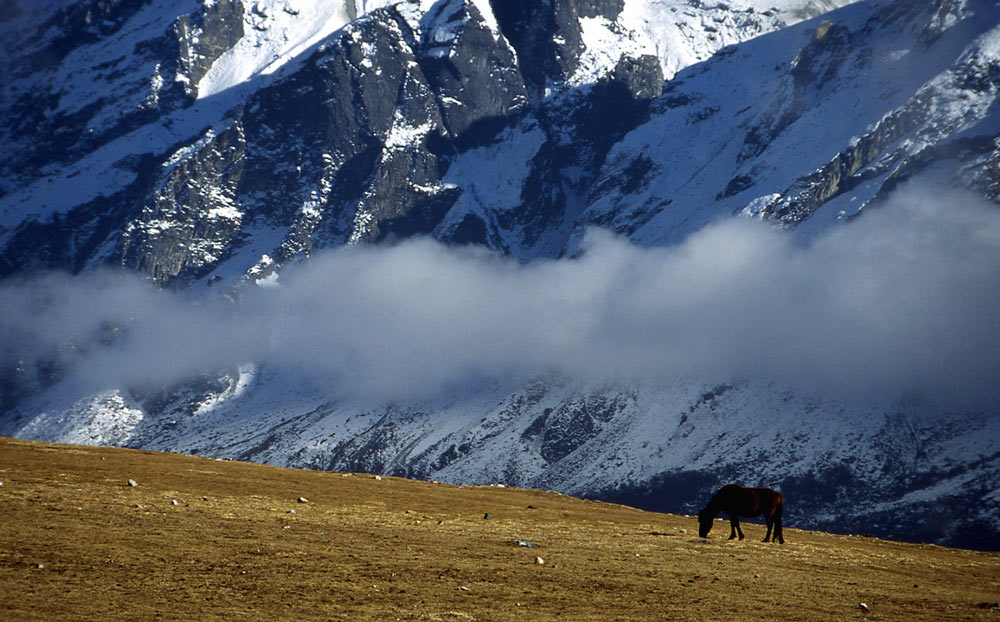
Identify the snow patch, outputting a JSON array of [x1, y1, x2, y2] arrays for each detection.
[[197, 0, 396, 98], [17, 390, 144, 447]]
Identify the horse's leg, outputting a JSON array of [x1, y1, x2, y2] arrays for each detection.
[[728, 514, 744, 540], [764, 516, 774, 543], [776, 516, 784, 544]]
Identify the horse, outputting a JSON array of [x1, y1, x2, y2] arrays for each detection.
[[697, 484, 784, 543]]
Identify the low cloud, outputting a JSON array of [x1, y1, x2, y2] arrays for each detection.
[[3, 182, 999, 409]]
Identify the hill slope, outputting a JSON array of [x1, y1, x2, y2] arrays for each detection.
[[1, 436, 998, 621]]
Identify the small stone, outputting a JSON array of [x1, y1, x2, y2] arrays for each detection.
[[135, 504, 143, 509], [37, 564, 44, 569], [374, 475, 382, 481], [287, 509, 296, 514], [679, 528, 687, 534], [859, 603, 869, 612], [483, 513, 492, 520], [297, 497, 308, 504], [203, 497, 212, 502], [459, 586, 470, 592], [127, 479, 138, 487], [514, 540, 538, 548], [171, 500, 179, 506], [534, 556, 545, 565]]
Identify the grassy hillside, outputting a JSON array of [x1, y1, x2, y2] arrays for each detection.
[[1, 437, 997, 621]]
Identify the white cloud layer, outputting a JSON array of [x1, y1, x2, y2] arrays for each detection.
[[3, 182, 999, 408]]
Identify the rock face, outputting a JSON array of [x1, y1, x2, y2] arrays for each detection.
[[2, 0, 1000, 550], [0, 0, 792, 283]]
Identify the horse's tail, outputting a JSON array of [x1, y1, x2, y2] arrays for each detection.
[[773, 491, 785, 543]]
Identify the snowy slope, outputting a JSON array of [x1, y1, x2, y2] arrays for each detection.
[[196, 0, 404, 98], [576, 0, 1000, 247]]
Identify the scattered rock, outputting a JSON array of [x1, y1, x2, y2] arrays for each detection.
[[37, 564, 44, 569], [483, 513, 492, 520], [171, 499, 179, 506], [514, 540, 538, 548], [679, 528, 688, 534], [534, 556, 545, 565], [135, 504, 143, 509], [127, 479, 138, 487], [297, 497, 308, 503], [287, 509, 296, 514], [459, 586, 470, 592], [374, 475, 382, 481], [859, 603, 869, 612], [203, 497, 212, 502]]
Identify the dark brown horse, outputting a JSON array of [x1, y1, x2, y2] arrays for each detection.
[[697, 484, 784, 543]]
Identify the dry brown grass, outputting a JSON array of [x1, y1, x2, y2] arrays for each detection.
[[1, 436, 998, 621]]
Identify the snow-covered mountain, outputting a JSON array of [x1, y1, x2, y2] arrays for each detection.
[[2, 0, 999, 550]]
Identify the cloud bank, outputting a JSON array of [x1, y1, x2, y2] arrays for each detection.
[[2, 182, 999, 409]]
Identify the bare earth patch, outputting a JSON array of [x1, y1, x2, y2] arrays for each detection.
[[1, 437, 997, 620]]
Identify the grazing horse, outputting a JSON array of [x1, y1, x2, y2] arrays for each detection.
[[697, 484, 784, 543]]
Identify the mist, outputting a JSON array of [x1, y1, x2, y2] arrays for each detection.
[[3, 182, 1000, 409]]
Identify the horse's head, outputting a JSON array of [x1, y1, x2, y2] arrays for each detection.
[[697, 508, 713, 538]]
